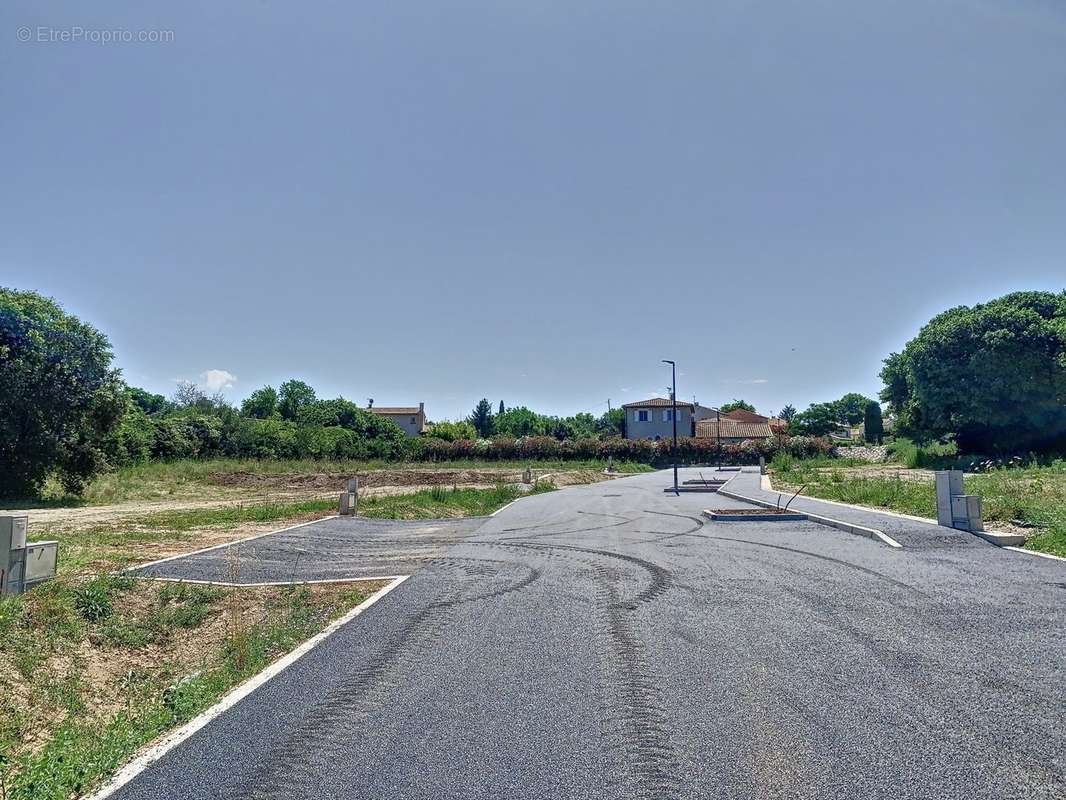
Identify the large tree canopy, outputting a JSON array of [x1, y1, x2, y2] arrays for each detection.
[[0, 288, 125, 495], [719, 399, 756, 414], [880, 290, 1066, 453]]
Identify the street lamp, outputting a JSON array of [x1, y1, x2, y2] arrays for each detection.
[[662, 360, 678, 493]]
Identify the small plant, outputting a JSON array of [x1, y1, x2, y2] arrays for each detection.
[[72, 578, 116, 622]]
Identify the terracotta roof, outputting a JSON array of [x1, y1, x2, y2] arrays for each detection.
[[621, 397, 695, 409], [695, 419, 774, 439], [723, 409, 769, 423], [368, 407, 422, 415]]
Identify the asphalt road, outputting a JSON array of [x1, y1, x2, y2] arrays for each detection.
[[113, 468, 1064, 800]]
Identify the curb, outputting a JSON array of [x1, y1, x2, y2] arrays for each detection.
[[761, 474, 1028, 548], [1003, 546, 1066, 564], [717, 487, 903, 549]]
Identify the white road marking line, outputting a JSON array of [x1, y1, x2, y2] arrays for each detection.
[[85, 574, 410, 800], [131, 575, 409, 587], [489, 499, 520, 517], [1003, 546, 1066, 563], [127, 515, 339, 572]]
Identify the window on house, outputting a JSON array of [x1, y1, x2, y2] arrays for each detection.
[[410, 417, 416, 425], [663, 409, 673, 422], [637, 410, 649, 422]]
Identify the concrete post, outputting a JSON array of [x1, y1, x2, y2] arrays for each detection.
[[347, 477, 359, 514], [935, 470, 963, 527], [759, 456, 765, 475], [523, 467, 532, 484]]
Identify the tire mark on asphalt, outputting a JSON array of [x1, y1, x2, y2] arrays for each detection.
[[487, 540, 681, 799], [704, 536, 924, 594], [497, 517, 634, 540], [237, 556, 544, 800]]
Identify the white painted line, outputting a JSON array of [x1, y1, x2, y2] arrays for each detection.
[[131, 575, 408, 587], [716, 487, 903, 549], [1003, 546, 1066, 564], [86, 574, 410, 800], [127, 515, 339, 573], [490, 499, 520, 517]]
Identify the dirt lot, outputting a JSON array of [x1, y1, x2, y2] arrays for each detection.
[[19, 468, 607, 535]]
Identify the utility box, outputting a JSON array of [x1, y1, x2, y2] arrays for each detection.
[[338, 491, 357, 515], [1, 515, 58, 596], [935, 471, 983, 533], [23, 541, 59, 591], [2, 514, 28, 550]]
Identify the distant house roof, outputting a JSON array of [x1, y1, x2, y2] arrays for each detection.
[[723, 408, 769, 423], [368, 407, 422, 416], [696, 419, 774, 439], [768, 418, 788, 432], [622, 397, 695, 409]]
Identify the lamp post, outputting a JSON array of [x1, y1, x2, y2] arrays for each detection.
[[716, 406, 721, 470], [662, 360, 678, 493]]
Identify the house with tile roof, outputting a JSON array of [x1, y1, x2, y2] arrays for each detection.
[[722, 408, 771, 424], [695, 417, 774, 443], [366, 400, 426, 436], [621, 397, 718, 440]]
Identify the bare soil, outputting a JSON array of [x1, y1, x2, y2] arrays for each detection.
[[19, 468, 606, 535]]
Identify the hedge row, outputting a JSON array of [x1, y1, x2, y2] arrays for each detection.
[[106, 411, 834, 467], [414, 435, 833, 465]]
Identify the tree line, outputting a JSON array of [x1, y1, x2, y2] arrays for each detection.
[[2, 287, 1062, 497]]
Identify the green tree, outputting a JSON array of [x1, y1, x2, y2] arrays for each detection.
[[278, 379, 317, 421], [720, 399, 756, 414], [597, 408, 625, 437], [468, 398, 495, 438], [128, 386, 172, 415], [494, 406, 548, 437], [835, 393, 875, 426], [879, 290, 1066, 452], [499, 400, 505, 415], [0, 288, 126, 496], [241, 386, 278, 419], [863, 401, 884, 445], [789, 402, 841, 437], [427, 420, 478, 441], [778, 404, 797, 422]]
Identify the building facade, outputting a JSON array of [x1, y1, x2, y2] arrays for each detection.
[[366, 401, 426, 436], [622, 398, 717, 440]]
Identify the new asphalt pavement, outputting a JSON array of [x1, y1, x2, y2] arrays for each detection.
[[114, 468, 1065, 800]]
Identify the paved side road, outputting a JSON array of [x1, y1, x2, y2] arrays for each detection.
[[109, 469, 1064, 800]]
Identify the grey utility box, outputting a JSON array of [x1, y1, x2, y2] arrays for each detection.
[[935, 471, 984, 533], [1, 515, 29, 596], [1, 515, 58, 596]]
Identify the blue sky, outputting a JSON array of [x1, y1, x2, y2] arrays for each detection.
[[4, 1, 1065, 421]]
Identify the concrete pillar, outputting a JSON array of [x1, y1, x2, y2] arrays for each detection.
[[935, 470, 964, 527]]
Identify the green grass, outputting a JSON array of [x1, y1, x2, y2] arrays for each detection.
[[772, 458, 1066, 557], [1, 581, 373, 800], [358, 482, 557, 519], [27, 457, 651, 506]]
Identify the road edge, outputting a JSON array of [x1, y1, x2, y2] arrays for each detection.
[[127, 515, 341, 573], [760, 473, 1030, 549], [717, 486, 903, 549], [84, 574, 410, 800]]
